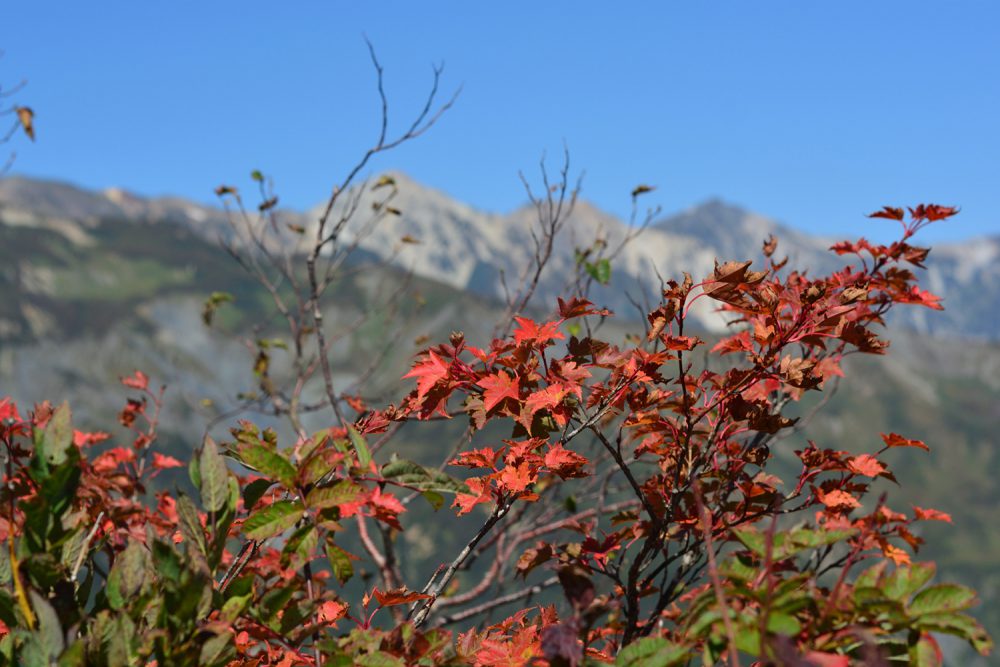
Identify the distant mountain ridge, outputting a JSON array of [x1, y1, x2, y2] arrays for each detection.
[[2, 172, 997, 338]]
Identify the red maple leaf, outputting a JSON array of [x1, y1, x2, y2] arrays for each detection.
[[513, 317, 565, 347], [818, 488, 860, 510], [543, 443, 588, 479], [479, 371, 521, 412], [402, 350, 451, 400], [847, 454, 885, 478]]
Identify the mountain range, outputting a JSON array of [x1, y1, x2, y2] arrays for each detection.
[[2, 172, 998, 340]]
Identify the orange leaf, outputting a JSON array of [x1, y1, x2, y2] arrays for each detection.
[[913, 506, 952, 523], [880, 433, 929, 451], [372, 587, 431, 608], [847, 454, 885, 478], [513, 317, 565, 346], [479, 371, 520, 412], [819, 489, 860, 510], [121, 370, 149, 391], [15, 107, 34, 141], [402, 350, 451, 400]]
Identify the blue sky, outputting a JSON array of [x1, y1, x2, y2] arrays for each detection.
[[3, 2, 998, 243]]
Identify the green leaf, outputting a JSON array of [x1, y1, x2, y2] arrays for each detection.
[[347, 425, 372, 470], [908, 584, 977, 616], [176, 493, 210, 575], [29, 590, 64, 657], [909, 635, 943, 667], [616, 637, 689, 666], [0, 545, 11, 585], [884, 562, 936, 601], [421, 490, 445, 510], [765, 612, 801, 636], [242, 478, 274, 510], [199, 630, 235, 666], [306, 480, 364, 510], [57, 641, 86, 667], [326, 541, 354, 585], [735, 625, 761, 656], [199, 436, 230, 512], [281, 525, 318, 567], [38, 402, 73, 467], [106, 540, 146, 609], [235, 444, 297, 489], [250, 169, 264, 182], [380, 455, 469, 495], [586, 258, 612, 285], [243, 501, 303, 540]]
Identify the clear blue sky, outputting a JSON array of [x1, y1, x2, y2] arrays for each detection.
[[3, 2, 998, 243]]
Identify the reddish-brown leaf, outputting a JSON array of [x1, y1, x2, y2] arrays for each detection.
[[881, 433, 930, 451]]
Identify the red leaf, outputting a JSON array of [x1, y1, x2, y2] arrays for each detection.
[[847, 454, 885, 478], [402, 350, 451, 400], [499, 461, 537, 494], [913, 506, 952, 523], [909, 204, 959, 222], [660, 335, 703, 351], [121, 370, 149, 391], [868, 206, 905, 221], [317, 600, 347, 624], [372, 587, 432, 608], [804, 652, 850, 667], [557, 297, 609, 319], [818, 489, 861, 510], [521, 384, 569, 427], [453, 477, 491, 515], [151, 452, 184, 469], [513, 317, 565, 347], [452, 447, 501, 469], [543, 444, 588, 479], [73, 430, 111, 447], [479, 371, 521, 412], [881, 433, 929, 451], [0, 397, 22, 423]]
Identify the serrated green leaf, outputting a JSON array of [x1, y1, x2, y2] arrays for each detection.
[[177, 493, 210, 576], [282, 525, 318, 567], [616, 637, 689, 666], [39, 402, 73, 467], [242, 478, 274, 510], [243, 501, 303, 540], [347, 425, 371, 470], [106, 540, 146, 610], [235, 444, 297, 489], [29, 590, 64, 657], [909, 584, 977, 616], [306, 480, 364, 510], [199, 436, 230, 512], [380, 455, 469, 495], [326, 541, 354, 585], [909, 634, 943, 667], [884, 562, 936, 601]]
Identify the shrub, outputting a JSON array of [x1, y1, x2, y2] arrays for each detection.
[[0, 205, 992, 666]]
